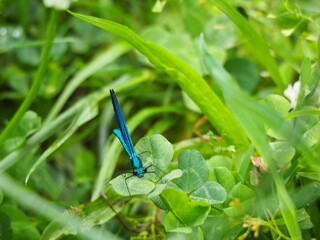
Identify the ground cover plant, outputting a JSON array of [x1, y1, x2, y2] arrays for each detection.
[[0, 0, 320, 239]]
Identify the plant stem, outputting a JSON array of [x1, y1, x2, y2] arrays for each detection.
[[0, 9, 58, 146]]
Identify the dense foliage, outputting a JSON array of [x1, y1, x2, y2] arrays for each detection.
[[1, 0, 320, 239]]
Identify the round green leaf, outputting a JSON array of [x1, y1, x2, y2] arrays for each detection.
[[224, 58, 260, 93], [190, 181, 227, 204], [148, 169, 183, 198], [208, 167, 235, 193], [230, 183, 255, 201], [110, 135, 174, 196], [161, 189, 210, 227], [135, 134, 174, 181], [109, 176, 155, 196], [182, 201, 210, 226], [270, 141, 295, 168], [223, 198, 255, 218], [151, 182, 183, 210], [161, 189, 190, 216], [176, 150, 209, 193], [303, 123, 320, 146], [295, 106, 319, 133], [162, 211, 192, 233], [263, 94, 291, 117]]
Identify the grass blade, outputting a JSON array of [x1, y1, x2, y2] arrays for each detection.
[[200, 36, 305, 239], [68, 10, 249, 150]]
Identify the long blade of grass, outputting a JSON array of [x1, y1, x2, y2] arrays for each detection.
[[45, 41, 132, 123], [25, 101, 98, 184], [0, 71, 152, 173], [68, 11, 249, 150], [0, 9, 58, 146], [0, 37, 77, 53], [0, 173, 120, 240], [238, 144, 254, 183], [200, 36, 307, 239], [208, 0, 285, 90], [285, 109, 320, 119]]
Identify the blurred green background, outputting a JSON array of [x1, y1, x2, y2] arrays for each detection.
[[0, 0, 320, 239]]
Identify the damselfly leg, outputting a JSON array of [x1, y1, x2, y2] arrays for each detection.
[[145, 164, 165, 176], [123, 174, 135, 196]]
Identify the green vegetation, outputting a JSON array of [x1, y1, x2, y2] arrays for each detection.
[[1, 0, 320, 239]]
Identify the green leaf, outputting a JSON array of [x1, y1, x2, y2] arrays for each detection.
[[11, 221, 40, 240], [263, 94, 292, 117], [0, 204, 30, 222], [239, 144, 254, 183], [68, 10, 249, 150], [206, 155, 233, 170], [161, 189, 210, 227], [190, 181, 227, 204], [176, 150, 209, 193], [298, 172, 320, 182], [151, 182, 183, 210], [162, 211, 192, 233], [109, 134, 175, 196], [306, 63, 320, 103], [182, 201, 211, 226], [161, 189, 189, 223], [223, 198, 255, 218], [295, 106, 319, 134], [182, 91, 201, 113], [197, 227, 204, 240], [224, 58, 260, 93], [292, 182, 320, 208], [202, 215, 243, 239], [208, 167, 235, 193], [148, 169, 183, 198], [285, 109, 320, 120], [40, 211, 79, 240], [84, 199, 122, 226], [270, 141, 295, 168], [296, 209, 313, 230], [92, 107, 180, 201], [297, 58, 312, 110], [109, 175, 155, 196], [152, 0, 168, 13], [263, 95, 292, 139], [229, 183, 255, 201], [223, 184, 255, 217], [135, 134, 174, 181], [274, 208, 313, 230], [303, 123, 320, 146]]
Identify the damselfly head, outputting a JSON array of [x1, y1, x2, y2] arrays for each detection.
[[134, 168, 145, 178]]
